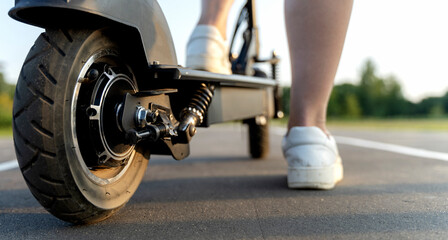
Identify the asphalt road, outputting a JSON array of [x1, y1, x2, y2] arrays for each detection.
[[1, 125, 448, 239]]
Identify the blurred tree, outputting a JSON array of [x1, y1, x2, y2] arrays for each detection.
[[328, 83, 361, 118], [282, 86, 291, 116], [0, 69, 15, 99], [382, 75, 410, 116], [429, 104, 445, 117], [441, 92, 448, 114], [416, 96, 443, 116], [344, 94, 362, 118], [281, 59, 445, 118], [0, 93, 13, 128], [357, 59, 379, 116], [357, 60, 410, 117], [0, 67, 15, 128]]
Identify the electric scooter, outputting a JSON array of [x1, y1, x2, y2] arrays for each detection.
[[9, 0, 282, 224]]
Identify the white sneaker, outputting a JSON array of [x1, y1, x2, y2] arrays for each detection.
[[282, 126, 343, 190], [186, 25, 232, 74]]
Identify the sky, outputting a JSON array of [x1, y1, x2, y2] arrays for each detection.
[[1, 0, 448, 102]]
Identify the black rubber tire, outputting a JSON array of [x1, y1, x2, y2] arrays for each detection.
[[247, 118, 270, 159], [247, 68, 270, 159], [13, 28, 148, 224]]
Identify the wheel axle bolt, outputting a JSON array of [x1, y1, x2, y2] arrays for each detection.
[[87, 69, 99, 80], [79, 69, 100, 83], [136, 106, 149, 128]]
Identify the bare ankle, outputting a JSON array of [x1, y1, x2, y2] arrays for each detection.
[[287, 121, 329, 137]]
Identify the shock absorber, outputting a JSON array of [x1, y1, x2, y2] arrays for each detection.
[[271, 51, 279, 81], [270, 51, 284, 119], [178, 83, 215, 141]]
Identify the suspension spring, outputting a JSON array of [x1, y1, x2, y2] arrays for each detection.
[[271, 62, 279, 80], [181, 83, 215, 125], [179, 83, 215, 138]]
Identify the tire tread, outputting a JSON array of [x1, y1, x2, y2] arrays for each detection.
[[41, 32, 66, 57], [13, 28, 141, 224], [14, 30, 81, 218], [30, 120, 54, 138], [38, 64, 58, 85]]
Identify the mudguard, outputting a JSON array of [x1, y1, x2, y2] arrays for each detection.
[[9, 0, 177, 65]]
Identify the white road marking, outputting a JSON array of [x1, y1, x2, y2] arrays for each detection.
[[273, 127, 448, 162], [0, 160, 19, 172], [335, 136, 448, 162]]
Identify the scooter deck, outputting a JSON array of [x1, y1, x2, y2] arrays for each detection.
[[174, 68, 276, 88], [148, 65, 277, 126]]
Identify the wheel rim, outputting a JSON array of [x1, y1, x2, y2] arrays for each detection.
[[71, 49, 138, 185]]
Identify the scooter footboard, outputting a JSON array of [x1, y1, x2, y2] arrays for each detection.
[[206, 86, 274, 125], [148, 66, 277, 126]]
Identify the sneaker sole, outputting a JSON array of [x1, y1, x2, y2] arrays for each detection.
[[288, 157, 343, 190]]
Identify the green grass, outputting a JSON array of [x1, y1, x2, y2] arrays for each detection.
[[327, 118, 448, 131], [272, 117, 448, 131], [2, 118, 447, 139]]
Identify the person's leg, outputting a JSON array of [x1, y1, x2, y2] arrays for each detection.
[[285, 0, 353, 134], [198, 0, 235, 40], [283, 0, 353, 189], [186, 0, 235, 74]]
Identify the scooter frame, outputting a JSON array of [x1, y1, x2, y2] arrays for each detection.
[[9, 0, 281, 159], [8, 0, 282, 224]]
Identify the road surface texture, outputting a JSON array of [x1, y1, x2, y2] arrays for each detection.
[[1, 124, 448, 239]]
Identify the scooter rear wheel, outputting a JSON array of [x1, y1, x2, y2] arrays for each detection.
[[13, 28, 148, 224], [247, 117, 269, 159], [247, 68, 270, 159]]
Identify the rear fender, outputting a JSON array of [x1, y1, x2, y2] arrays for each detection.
[[9, 0, 177, 65]]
